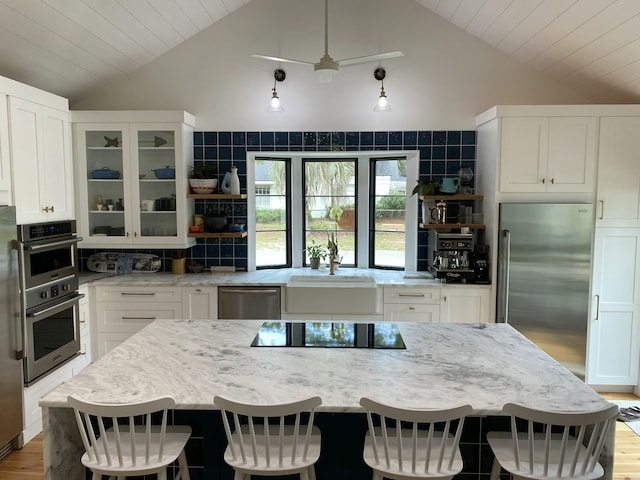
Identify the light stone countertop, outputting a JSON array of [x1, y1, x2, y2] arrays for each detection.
[[41, 319, 606, 415], [79, 267, 490, 288]]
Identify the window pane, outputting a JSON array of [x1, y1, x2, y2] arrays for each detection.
[[256, 158, 290, 268], [304, 160, 356, 266], [256, 230, 288, 266], [371, 158, 406, 269]]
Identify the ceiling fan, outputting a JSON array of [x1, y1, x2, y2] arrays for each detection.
[[251, 0, 404, 82]]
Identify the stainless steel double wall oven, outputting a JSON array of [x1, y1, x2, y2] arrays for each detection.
[[14, 220, 83, 385]]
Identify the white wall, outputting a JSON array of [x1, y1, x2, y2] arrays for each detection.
[[71, 0, 591, 130]]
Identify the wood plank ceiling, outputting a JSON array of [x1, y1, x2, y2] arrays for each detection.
[[1, 0, 639, 103]]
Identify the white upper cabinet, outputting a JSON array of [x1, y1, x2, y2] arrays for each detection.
[[596, 117, 640, 226], [9, 97, 74, 223], [0, 95, 10, 205], [72, 112, 195, 248], [500, 116, 597, 193]]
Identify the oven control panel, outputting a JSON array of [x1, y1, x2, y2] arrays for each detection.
[[26, 276, 79, 310]]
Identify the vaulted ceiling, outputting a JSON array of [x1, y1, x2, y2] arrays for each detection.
[[1, 0, 639, 104]]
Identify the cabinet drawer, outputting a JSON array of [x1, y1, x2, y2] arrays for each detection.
[[95, 285, 181, 303], [383, 304, 440, 323], [383, 286, 441, 304], [96, 302, 182, 332]]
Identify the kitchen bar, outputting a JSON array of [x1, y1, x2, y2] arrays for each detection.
[[40, 319, 614, 480]]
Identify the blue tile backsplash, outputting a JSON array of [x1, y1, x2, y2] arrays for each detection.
[[79, 130, 476, 272]]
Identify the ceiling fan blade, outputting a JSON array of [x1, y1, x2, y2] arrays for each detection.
[[337, 51, 404, 67], [251, 54, 313, 66]]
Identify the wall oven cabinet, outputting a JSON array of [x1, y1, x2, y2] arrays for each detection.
[[71, 111, 195, 249]]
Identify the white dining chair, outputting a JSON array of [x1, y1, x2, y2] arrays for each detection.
[[213, 394, 322, 480], [67, 395, 191, 480], [487, 402, 618, 480], [359, 397, 473, 480]]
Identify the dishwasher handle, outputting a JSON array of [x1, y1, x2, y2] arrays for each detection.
[[219, 288, 280, 295]]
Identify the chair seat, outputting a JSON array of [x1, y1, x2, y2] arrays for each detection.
[[224, 424, 322, 475], [487, 431, 605, 480], [81, 425, 192, 476], [363, 427, 464, 479]]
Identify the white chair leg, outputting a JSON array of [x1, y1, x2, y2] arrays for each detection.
[[300, 469, 309, 480], [373, 472, 383, 480], [158, 469, 167, 480], [490, 458, 502, 480], [309, 465, 317, 480], [233, 471, 248, 480], [177, 450, 191, 480]]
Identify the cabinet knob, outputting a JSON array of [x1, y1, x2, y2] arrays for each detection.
[[126, 232, 130, 237], [50, 205, 55, 212], [540, 178, 546, 184], [549, 178, 555, 184]]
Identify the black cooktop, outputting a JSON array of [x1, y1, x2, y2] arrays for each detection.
[[250, 322, 406, 349]]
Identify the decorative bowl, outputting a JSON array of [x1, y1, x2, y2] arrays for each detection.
[[152, 166, 175, 179], [190, 178, 217, 194], [189, 225, 202, 233], [228, 223, 245, 232], [187, 264, 203, 273]]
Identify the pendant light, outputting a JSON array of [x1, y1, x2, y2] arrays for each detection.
[[268, 68, 286, 113], [373, 67, 391, 112]]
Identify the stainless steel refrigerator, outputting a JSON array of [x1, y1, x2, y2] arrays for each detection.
[[0, 206, 23, 457], [497, 203, 593, 380]]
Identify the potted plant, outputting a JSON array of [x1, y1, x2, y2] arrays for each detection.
[[189, 163, 218, 194], [305, 240, 327, 269], [411, 178, 439, 196]]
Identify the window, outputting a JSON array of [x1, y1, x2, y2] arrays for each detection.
[[248, 152, 418, 271], [303, 159, 357, 266], [254, 157, 291, 268], [370, 158, 407, 269]]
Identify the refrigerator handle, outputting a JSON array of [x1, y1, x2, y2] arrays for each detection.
[[497, 229, 512, 323], [594, 294, 600, 320], [598, 200, 604, 220], [11, 240, 26, 360]]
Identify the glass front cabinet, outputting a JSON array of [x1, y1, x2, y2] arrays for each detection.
[[71, 112, 195, 248]]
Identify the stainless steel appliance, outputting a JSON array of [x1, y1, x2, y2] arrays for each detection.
[[0, 206, 23, 459], [428, 232, 475, 282], [497, 203, 593, 379], [218, 287, 281, 319], [15, 220, 83, 385]]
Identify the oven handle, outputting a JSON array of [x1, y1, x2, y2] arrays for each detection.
[[24, 236, 83, 251], [26, 293, 84, 318]]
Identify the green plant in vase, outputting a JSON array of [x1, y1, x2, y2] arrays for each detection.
[[305, 240, 327, 269], [189, 163, 218, 194]]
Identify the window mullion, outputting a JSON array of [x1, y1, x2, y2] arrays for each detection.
[[291, 155, 304, 267]]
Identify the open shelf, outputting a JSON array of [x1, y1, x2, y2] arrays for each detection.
[[187, 193, 247, 200], [187, 231, 247, 238]]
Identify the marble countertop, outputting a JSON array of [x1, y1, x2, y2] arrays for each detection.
[[79, 267, 490, 288], [41, 320, 606, 415]]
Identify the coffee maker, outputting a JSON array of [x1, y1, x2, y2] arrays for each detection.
[[428, 232, 475, 283], [473, 244, 490, 284]]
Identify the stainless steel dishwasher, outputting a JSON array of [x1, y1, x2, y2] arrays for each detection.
[[218, 286, 281, 319]]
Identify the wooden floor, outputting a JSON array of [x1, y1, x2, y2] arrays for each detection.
[[1, 393, 639, 479]]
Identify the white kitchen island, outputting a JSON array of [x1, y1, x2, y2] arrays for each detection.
[[40, 320, 614, 480]]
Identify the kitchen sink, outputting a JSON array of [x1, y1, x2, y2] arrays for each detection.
[[285, 274, 380, 314], [287, 274, 376, 288]]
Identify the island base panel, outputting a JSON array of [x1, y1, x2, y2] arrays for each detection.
[[43, 408, 543, 480]]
